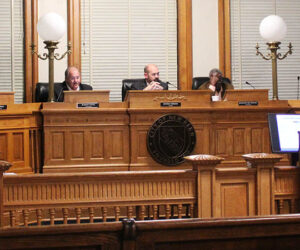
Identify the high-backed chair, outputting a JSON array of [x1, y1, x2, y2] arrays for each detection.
[[122, 78, 145, 101], [192, 77, 209, 90], [35, 82, 49, 102], [35, 82, 62, 102], [192, 77, 232, 90]]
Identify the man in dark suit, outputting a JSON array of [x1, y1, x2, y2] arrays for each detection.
[[131, 64, 168, 91], [54, 66, 93, 102]]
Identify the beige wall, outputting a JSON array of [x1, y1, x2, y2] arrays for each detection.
[[192, 0, 219, 77], [38, 0, 68, 83]]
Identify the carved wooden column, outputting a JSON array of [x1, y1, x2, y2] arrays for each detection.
[[243, 153, 282, 216], [0, 161, 12, 227], [185, 155, 224, 218]]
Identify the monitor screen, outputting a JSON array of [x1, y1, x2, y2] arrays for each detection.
[[268, 113, 300, 153]]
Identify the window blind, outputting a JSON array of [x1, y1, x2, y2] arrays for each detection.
[[0, 0, 24, 103], [81, 0, 177, 102], [230, 0, 300, 100]]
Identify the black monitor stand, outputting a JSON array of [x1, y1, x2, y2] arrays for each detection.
[[298, 131, 300, 167]]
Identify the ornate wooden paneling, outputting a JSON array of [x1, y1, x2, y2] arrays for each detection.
[[137, 130, 148, 158], [0, 134, 7, 161], [0, 104, 42, 173], [193, 126, 209, 154], [50, 132, 65, 160], [233, 128, 246, 155], [42, 103, 129, 172], [70, 131, 84, 159], [251, 128, 264, 153], [221, 183, 249, 216], [213, 125, 269, 159], [127, 91, 291, 170], [215, 169, 256, 218], [110, 131, 123, 159], [13, 133, 24, 162], [214, 128, 229, 156], [90, 131, 104, 159]]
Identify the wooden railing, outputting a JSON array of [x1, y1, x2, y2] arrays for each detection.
[[1, 153, 300, 228], [2, 214, 300, 249], [1, 167, 197, 227]]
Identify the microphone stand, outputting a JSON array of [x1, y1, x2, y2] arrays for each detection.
[[166, 81, 177, 89], [245, 81, 255, 89], [56, 88, 63, 102]]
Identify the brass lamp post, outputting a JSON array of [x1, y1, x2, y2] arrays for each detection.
[[256, 15, 292, 100], [31, 12, 71, 102]]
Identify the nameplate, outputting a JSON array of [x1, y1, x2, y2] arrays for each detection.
[[160, 102, 181, 107], [238, 101, 258, 106], [0, 105, 7, 110], [77, 103, 99, 108]]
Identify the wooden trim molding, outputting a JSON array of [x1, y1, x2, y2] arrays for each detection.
[[177, 0, 193, 90], [218, 0, 231, 79], [24, 0, 32, 102], [24, 0, 38, 103], [68, 0, 81, 71]]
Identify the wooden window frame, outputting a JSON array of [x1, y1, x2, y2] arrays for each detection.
[[218, 0, 231, 78], [24, 0, 229, 101]]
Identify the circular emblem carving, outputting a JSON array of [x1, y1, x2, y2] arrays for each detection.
[[147, 114, 196, 166]]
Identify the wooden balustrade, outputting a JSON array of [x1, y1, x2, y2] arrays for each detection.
[[1, 170, 196, 227], [3, 204, 194, 227], [1, 153, 300, 228]]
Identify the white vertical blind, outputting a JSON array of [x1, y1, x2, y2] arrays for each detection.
[[0, 0, 24, 103], [81, 0, 177, 102], [230, 0, 300, 100]]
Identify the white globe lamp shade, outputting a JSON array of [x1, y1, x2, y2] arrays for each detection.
[[259, 15, 287, 42], [37, 12, 66, 41]]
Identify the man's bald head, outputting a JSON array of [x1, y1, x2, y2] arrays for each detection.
[[144, 64, 159, 83]]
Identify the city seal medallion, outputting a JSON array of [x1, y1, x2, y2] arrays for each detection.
[[147, 114, 196, 166]]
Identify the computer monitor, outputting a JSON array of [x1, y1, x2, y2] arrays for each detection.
[[268, 113, 300, 153]]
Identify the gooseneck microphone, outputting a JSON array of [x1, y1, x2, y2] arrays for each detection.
[[157, 79, 177, 89], [166, 81, 177, 89], [56, 88, 63, 102], [245, 81, 255, 89]]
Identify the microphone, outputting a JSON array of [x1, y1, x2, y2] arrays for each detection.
[[157, 79, 176, 89], [56, 88, 63, 102], [166, 81, 177, 89], [245, 81, 255, 89], [297, 76, 300, 100]]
